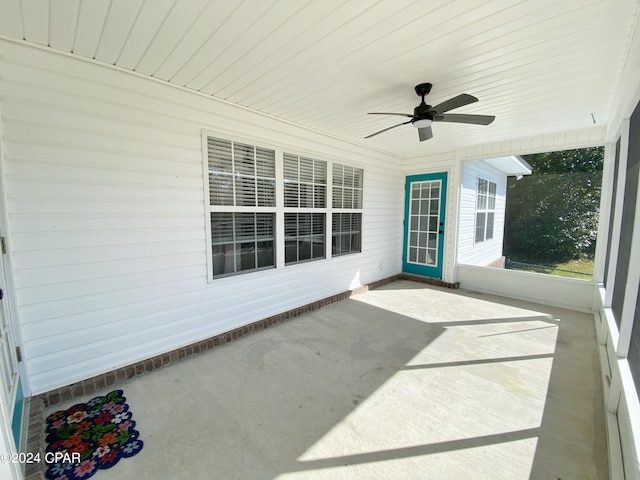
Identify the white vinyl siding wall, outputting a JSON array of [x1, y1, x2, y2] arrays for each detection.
[[457, 161, 506, 266], [0, 40, 402, 394]]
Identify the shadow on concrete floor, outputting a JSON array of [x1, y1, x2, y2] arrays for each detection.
[[45, 280, 607, 480]]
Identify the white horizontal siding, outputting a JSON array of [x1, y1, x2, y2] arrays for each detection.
[[402, 151, 456, 176], [0, 40, 402, 394], [457, 160, 507, 266]]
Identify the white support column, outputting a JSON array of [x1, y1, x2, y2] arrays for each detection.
[[447, 151, 463, 284], [442, 163, 459, 283]]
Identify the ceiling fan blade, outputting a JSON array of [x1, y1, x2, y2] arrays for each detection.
[[418, 126, 433, 142], [430, 94, 478, 114], [367, 112, 413, 117], [434, 113, 495, 125], [364, 120, 412, 139]]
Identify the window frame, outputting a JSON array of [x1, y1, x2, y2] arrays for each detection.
[[204, 135, 278, 279], [475, 177, 497, 244], [202, 131, 364, 282], [283, 153, 328, 266], [332, 163, 364, 256]]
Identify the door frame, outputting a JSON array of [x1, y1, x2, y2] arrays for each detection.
[[0, 116, 26, 467], [402, 172, 448, 279]]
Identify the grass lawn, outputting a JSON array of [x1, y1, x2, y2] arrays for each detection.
[[508, 256, 594, 279], [553, 258, 593, 278]]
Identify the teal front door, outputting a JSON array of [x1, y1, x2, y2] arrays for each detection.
[[403, 172, 447, 279]]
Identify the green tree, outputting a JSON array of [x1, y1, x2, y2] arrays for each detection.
[[503, 147, 604, 263]]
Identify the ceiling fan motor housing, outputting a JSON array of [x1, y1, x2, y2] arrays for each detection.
[[414, 102, 433, 118], [413, 102, 434, 127], [413, 84, 434, 124]]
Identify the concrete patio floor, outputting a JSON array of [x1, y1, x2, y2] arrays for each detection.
[[45, 280, 608, 479]]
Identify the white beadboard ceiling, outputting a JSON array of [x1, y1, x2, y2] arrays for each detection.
[[0, 0, 638, 158]]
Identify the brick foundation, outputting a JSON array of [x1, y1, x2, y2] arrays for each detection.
[[24, 397, 45, 480]]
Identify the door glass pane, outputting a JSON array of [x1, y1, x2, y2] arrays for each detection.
[[407, 179, 441, 266], [419, 233, 427, 247]]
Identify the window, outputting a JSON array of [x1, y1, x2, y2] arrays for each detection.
[[475, 178, 496, 243], [283, 154, 326, 208], [206, 137, 276, 277], [283, 153, 327, 265], [285, 213, 325, 264], [332, 163, 363, 209], [204, 134, 365, 278], [332, 164, 363, 255], [210, 213, 275, 276], [332, 212, 362, 256]]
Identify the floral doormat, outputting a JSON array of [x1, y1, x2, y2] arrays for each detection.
[[45, 389, 143, 480]]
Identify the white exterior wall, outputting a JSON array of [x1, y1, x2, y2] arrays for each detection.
[[457, 160, 506, 266], [457, 264, 595, 312], [0, 40, 403, 395]]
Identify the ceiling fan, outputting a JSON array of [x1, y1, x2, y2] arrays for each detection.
[[365, 83, 495, 142]]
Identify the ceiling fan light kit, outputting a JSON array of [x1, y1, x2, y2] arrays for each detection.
[[365, 82, 495, 142], [412, 118, 432, 128]]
